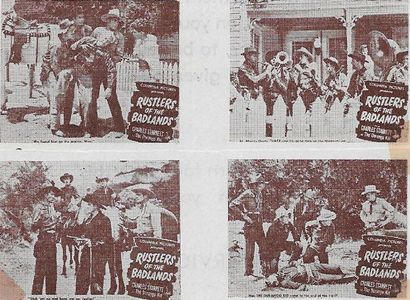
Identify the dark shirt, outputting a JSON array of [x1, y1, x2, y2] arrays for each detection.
[[347, 67, 368, 98], [238, 60, 261, 98], [265, 219, 299, 256], [92, 187, 115, 207]]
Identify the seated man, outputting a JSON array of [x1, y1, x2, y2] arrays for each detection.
[[360, 185, 406, 232], [265, 261, 356, 290]]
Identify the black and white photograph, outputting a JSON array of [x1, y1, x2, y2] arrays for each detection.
[[0, 160, 180, 299], [228, 159, 407, 298], [230, 0, 408, 142], [1, 0, 179, 143]]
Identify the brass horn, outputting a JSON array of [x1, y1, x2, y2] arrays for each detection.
[[275, 51, 290, 65]]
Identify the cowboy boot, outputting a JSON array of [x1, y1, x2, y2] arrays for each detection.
[[117, 275, 125, 295]]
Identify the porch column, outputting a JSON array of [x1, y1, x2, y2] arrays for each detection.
[[336, 11, 362, 78]]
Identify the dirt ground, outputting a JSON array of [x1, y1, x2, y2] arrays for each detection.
[[0, 241, 180, 299], [228, 220, 363, 298]]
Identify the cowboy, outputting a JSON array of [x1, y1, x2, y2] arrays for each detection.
[[262, 50, 291, 136], [119, 186, 162, 239], [40, 19, 76, 137], [322, 57, 347, 113], [303, 208, 336, 264], [229, 173, 267, 276], [294, 189, 320, 239], [264, 206, 302, 276], [359, 44, 375, 79], [93, 176, 116, 207], [59, 173, 79, 205], [237, 47, 272, 102], [31, 184, 62, 295], [291, 47, 321, 134], [265, 261, 355, 290], [71, 37, 118, 137], [386, 50, 408, 85], [75, 193, 113, 295], [343, 50, 373, 116], [89, 8, 125, 137], [359, 185, 407, 232]]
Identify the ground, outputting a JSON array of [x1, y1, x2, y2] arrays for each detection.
[[1, 64, 178, 143], [228, 220, 363, 298]]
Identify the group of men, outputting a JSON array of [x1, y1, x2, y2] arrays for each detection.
[[233, 44, 408, 137], [41, 7, 127, 138], [31, 172, 177, 295], [229, 174, 406, 290]]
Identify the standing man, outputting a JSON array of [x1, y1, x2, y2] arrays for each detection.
[[359, 185, 406, 232], [237, 47, 272, 105], [31, 184, 62, 295], [75, 193, 113, 295], [228, 173, 267, 276], [59, 173, 79, 205], [291, 47, 321, 136], [90, 8, 125, 137], [322, 57, 347, 113], [343, 50, 373, 116], [359, 44, 375, 80], [386, 50, 408, 85], [303, 209, 336, 264], [93, 176, 116, 207]]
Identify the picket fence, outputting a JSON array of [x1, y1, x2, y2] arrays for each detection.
[[117, 59, 179, 92], [229, 88, 361, 142]]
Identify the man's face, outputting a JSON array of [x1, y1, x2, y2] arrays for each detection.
[[280, 215, 290, 225], [74, 14, 85, 26], [361, 47, 368, 56], [107, 18, 119, 31], [366, 192, 377, 202], [246, 53, 258, 64], [132, 192, 146, 208], [299, 54, 309, 64], [256, 182, 266, 192], [98, 180, 108, 189], [63, 179, 71, 187], [326, 63, 335, 74], [46, 192, 59, 204]]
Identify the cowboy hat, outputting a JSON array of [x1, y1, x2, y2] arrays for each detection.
[[348, 51, 368, 64], [57, 19, 73, 35], [101, 9, 123, 23], [241, 47, 258, 56], [396, 50, 408, 63], [126, 184, 156, 200], [96, 176, 109, 183], [60, 173, 73, 183], [317, 208, 336, 222], [361, 185, 380, 195], [323, 57, 340, 70], [295, 47, 314, 62]]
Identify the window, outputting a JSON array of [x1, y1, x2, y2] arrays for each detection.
[[292, 41, 314, 58], [328, 37, 347, 73]]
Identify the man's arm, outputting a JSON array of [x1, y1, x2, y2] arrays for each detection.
[[379, 199, 394, 227], [229, 190, 253, 223], [359, 205, 370, 228]]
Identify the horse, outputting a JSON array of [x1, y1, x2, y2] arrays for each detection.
[[56, 196, 82, 276]]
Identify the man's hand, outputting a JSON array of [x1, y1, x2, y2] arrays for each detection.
[[242, 214, 253, 224], [105, 88, 112, 99]]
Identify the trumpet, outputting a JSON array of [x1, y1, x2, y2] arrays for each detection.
[[274, 51, 290, 66]]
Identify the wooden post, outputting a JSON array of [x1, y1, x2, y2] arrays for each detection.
[[28, 64, 35, 98]]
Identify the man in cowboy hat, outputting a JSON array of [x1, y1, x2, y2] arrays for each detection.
[[290, 47, 321, 135], [92, 176, 117, 207], [71, 37, 118, 137], [359, 44, 375, 79], [359, 185, 398, 232], [303, 208, 336, 264], [386, 50, 408, 85], [229, 172, 268, 276], [31, 184, 62, 295], [40, 19, 77, 137], [265, 260, 355, 290], [89, 8, 125, 137], [294, 189, 320, 239], [340, 50, 374, 117], [75, 193, 113, 295], [322, 57, 347, 113], [59, 173, 79, 205], [264, 206, 302, 277], [237, 47, 272, 101], [119, 186, 162, 239]]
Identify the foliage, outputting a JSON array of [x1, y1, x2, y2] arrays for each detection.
[[228, 160, 407, 239], [14, 0, 179, 36]]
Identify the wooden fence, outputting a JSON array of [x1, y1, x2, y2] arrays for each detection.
[[117, 59, 179, 91], [230, 88, 361, 142]]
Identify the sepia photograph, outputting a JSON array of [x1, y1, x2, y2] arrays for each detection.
[[228, 159, 407, 298], [1, 0, 179, 143], [230, 0, 408, 142], [0, 160, 180, 299]]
